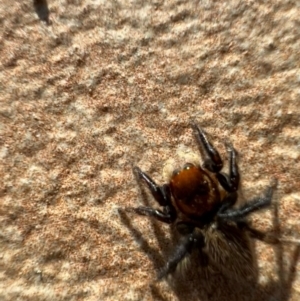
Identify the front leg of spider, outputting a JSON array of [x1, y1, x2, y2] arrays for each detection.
[[191, 122, 223, 173], [216, 143, 240, 193], [132, 166, 177, 224], [192, 122, 240, 205], [158, 230, 206, 279]]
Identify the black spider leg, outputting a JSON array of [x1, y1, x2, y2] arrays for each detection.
[[216, 142, 240, 193], [217, 143, 241, 213], [158, 230, 205, 279], [191, 122, 223, 173], [131, 166, 177, 224], [218, 185, 274, 222], [191, 122, 239, 206]]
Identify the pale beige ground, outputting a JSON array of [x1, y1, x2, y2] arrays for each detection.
[[0, 1, 300, 301]]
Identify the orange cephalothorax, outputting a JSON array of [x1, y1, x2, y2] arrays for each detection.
[[170, 163, 220, 217]]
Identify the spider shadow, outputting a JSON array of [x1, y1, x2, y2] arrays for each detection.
[[119, 173, 300, 301], [33, 0, 50, 24], [253, 201, 300, 301], [119, 167, 178, 275]]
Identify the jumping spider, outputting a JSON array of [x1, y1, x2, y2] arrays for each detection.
[[130, 122, 279, 281]]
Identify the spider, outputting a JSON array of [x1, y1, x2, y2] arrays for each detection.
[[130, 122, 280, 281]]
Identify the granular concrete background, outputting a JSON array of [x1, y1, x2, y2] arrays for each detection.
[[0, 0, 300, 300]]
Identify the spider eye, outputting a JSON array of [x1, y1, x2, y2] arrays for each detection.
[[183, 163, 194, 170]]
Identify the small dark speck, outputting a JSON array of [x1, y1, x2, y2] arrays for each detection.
[[33, 0, 50, 25]]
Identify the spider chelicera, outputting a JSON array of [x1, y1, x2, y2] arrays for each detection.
[[130, 122, 279, 280]]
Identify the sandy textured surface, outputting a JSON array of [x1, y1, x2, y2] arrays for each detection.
[[0, 1, 300, 300]]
